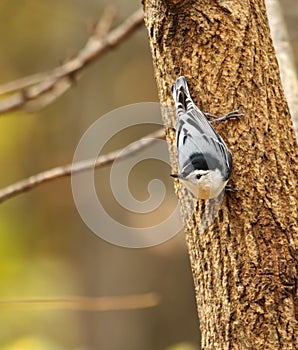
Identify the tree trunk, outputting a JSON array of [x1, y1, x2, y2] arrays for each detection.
[[142, 0, 298, 349]]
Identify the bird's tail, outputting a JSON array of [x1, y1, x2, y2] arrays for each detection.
[[171, 76, 193, 114]]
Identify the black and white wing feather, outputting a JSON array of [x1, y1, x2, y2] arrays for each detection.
[[172, 76, 232, 180]]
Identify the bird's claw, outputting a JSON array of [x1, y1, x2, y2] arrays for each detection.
[[206, 109, 245, 123], [225, 185, 239, 192]]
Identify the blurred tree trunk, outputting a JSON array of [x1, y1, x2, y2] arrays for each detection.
[[143, 0, 298, 349]]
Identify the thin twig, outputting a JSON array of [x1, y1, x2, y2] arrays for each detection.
[[92, 5, 117, 38], [0, 128, 165, 204], [0, 8, 144, 115], [0, 73, 49, 95], [0, 292, 160, 311]]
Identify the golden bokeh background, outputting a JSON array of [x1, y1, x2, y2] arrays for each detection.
[[0, 1, 296, 349]]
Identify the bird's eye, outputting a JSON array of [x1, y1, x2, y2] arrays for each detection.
[[196, 174, 202, 179]]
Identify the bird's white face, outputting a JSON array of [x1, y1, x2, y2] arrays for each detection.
[[182, 169, 227, 199]]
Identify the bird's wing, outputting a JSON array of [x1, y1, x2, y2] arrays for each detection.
[[172, 76, 232, 179], [176, 107, 232, 179]]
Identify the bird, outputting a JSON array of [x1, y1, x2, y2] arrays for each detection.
[[171, 76, 241, 200]]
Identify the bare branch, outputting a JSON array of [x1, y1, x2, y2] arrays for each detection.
[[0, 8, 144, 115], [0, 128, 165, 204], [0, 73, 49, 95], [92, 5, 117, 38], [0, 292, 160, 311]]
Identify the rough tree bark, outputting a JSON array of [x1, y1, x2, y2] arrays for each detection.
[[142, 0, 298, 349]]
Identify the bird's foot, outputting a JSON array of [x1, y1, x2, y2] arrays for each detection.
[[206, 109, 245, 123], [225, 184, 239, 192]]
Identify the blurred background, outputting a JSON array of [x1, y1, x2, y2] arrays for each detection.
[[0, 1, 296, 349]]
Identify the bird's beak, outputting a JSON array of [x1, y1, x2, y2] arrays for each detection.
[[170, 173, 183, 179]]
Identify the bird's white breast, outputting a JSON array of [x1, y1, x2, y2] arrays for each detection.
[[183, 169, 227, 199]]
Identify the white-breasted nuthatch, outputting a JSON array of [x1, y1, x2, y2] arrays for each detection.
[[171, 76, 242, 200]]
